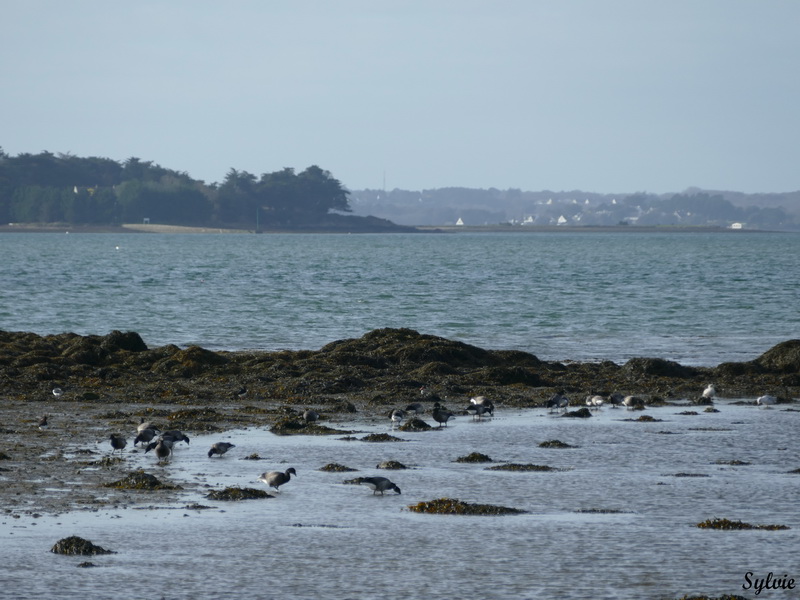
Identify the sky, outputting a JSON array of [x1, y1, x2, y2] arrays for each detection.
[[2, 1, 799, 194]]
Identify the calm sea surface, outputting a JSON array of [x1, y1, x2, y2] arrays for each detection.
[[1, 231, 799, 365]]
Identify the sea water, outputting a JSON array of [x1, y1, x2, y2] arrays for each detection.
[[1, 230, 799, 365]]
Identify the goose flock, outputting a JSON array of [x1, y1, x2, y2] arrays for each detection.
[[97, 383, 783, 500]]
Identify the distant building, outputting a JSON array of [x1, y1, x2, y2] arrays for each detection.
[[730, 222, 744, 229], [456, 217, 464, 226]]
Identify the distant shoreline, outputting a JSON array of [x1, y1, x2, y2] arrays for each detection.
[[0, 222, 786, 234]]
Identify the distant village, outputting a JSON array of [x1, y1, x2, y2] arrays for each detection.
[[348, 187, 800, 230]]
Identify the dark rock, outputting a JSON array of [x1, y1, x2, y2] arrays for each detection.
[[51, 536, 115, 556], [623, 357, 696, 378], [753, 339, 800, 373]]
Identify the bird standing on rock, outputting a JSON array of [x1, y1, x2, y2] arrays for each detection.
[[702, 384, 717, 401], [357, 476, 401, 495], [208, 442, 236, 457], [258, 468, 297, 492]]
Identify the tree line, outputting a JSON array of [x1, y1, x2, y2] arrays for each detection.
[[0, 149, 351, 227]]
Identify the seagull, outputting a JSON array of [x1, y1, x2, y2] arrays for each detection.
[[52, 387, 64, 399], [258, 468, 297, 493], [109, 433, 127, 454], [389, 409, 406, 428], [356, 476, 401, 495], [756, 395, 778, 407], [432, 403, 454, 427], [546, 393, 569, 413], [586, 395, 604, 410], [302, 410, 319, 423], [702, 384, 717, 401], [208, 442, 236, 458], [133, 428, 157, 446]]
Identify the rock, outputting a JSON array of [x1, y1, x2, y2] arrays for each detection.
[[51, 536, 115, 555], [753, 339, 800, 373]]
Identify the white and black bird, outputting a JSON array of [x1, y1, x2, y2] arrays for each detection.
[[466, 402, 493, 419], [702, 384, 717, 401], [623, 395, 645, 410], [137, 417, 158, 433], [389, 409, 406, 428], [302, 409, 319, 423], [38, 415, 49, 430], [258, 468, 297, 493], [52, 387, 64, 399], [208, 442, 236, 458], [546, 393, 569, 413], [356, 476, 401, 495]]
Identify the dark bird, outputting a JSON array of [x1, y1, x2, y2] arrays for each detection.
[[235, 386, 248, 399], [302, 410, 319, 423], [160, 430, 190, 445], [109, 433, 127, 454], [405, 402, 424, 415], [258, 467, 297, 492], [607, 392, 625, 408], [357, 476, 401, 495], [466, 402, 493, 419], [133, 428, 157, 446], [420, 386, 443, 402], [546, 394, 569, 413], [153, 439, 173, 462], [38, 415, 49, 429], [208, 442, 236, 458], [432, 403, 454, 427]]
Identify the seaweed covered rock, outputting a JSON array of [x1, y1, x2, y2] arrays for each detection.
[[538, 440, 574, 448], [623, 357, 697, 378], [104, 471, 182, 490], [399, 418, 432, 432], [206, 486, 272, 501], [408, 497, 526, 516], [376, 460, 407, 470], [455, 452, 492, 463], [486, 463, 557, 472], [51, 536, 116, 556], [562, 407, 592, 418], [753, 339, 800, 373], [696, 517, 789, 530], [361, 433, 404, 442], [319, 463, 357, 472]]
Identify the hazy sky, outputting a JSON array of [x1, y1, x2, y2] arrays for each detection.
[[2, 1, 798, 193]]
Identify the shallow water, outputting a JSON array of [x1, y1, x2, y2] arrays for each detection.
[[3, 400, 799, 599]]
